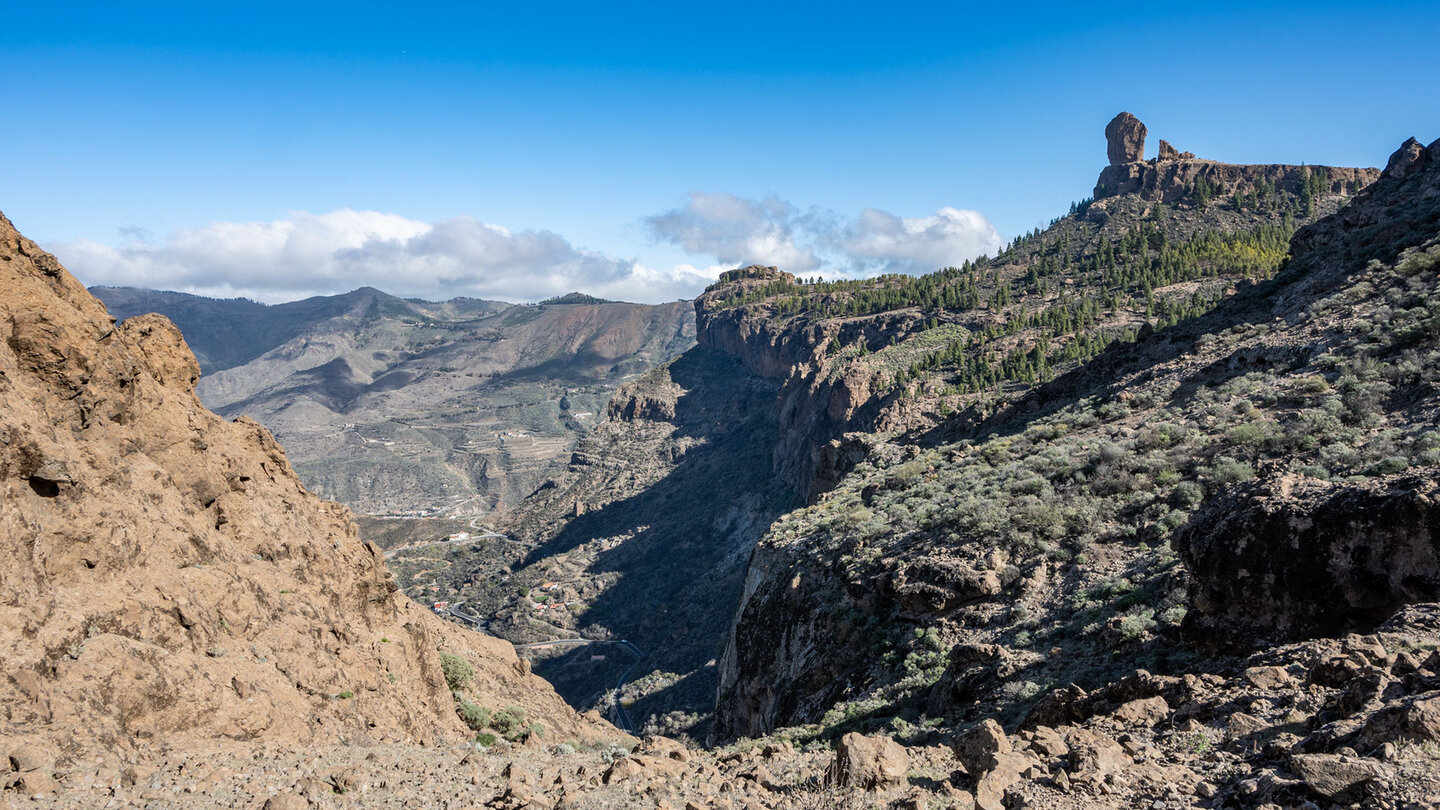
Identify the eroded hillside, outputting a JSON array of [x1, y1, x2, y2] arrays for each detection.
[[714, 133, 1440, 793], [0, 216, 609, 774]]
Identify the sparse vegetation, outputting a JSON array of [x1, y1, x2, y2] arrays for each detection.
[[440, 652, 475, 691]]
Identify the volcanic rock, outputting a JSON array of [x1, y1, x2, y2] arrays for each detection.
[[1105, 112, 1147, 164], [1174, 469, 1440, 650], [828, 732, 908, 789], [1156, 139, 1194, 161]]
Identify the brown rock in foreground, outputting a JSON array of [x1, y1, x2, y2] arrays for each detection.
[[828, 732, 908, 789], [0, 211, 607, 758]]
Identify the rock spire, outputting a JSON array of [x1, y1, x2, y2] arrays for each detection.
[[1105, 112, 1147, 165]]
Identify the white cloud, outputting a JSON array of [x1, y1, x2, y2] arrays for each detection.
[[53, 209, 720, 304], [53, 195, 1003, 306], [644, 192, 820, 273], [647, 194, 1002, 280], [832, 206, 1004, 275]]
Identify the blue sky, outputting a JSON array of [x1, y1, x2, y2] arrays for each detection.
[[4, 1, 1438, 302]]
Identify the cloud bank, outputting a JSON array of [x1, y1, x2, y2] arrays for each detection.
[[646, 192, 1003, 279], [56, 196, 1001, 305], [57, 210, 718, 304]]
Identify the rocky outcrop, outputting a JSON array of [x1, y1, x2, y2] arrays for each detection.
[[696, 267, 929, 497], [1174, 469, 1440, 650], [0, 211, 602, 759], [1156, 139, 1193, 161], [1093, 111, 1379, 202], [1095, 158, 1379, 203], [1105, 112, 1147, 165]]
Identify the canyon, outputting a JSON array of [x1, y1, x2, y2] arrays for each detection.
[[7, 115, 1440, 808]]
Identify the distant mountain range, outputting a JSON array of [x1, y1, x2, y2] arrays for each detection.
[[93, 285, 695, 518]]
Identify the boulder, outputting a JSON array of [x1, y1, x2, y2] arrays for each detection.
[[261, 794, 308, 810], [951, 719, 1011, 776], [973, 751, 1034, 810], [1357, 695, 1440, 749], [1225, 711, 1270, 742], [1105, 112, 1147, 165], [1243, 665, 1296, 690], [1110, 696, 1169, 727], [1066, 727, 1132, 788], [1028, 726, 1069, 758], [1174, 469, 1440, 650], [7, 744, 52, 774], [638, 735, 691, 763], [601, 757, 646, 784], [828, 732, 908, 790], [1290, 753, 1387, 799]]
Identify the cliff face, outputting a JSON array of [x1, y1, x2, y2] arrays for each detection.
[[696, 267, 928, 497], [1176, 469, 1440, 650], [1095, 158, 1379, 203], [0, 212, 601, 760]]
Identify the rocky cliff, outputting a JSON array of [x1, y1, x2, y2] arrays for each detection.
[[0, 212, 604, 767], [1176, 468, 1440, 650], [695, 266, 931, 497], [1094, 112, 1380, 203]]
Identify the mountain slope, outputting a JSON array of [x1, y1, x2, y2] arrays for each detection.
[[436, 115, 1387, 739], [0, 214, 606, 764], [92, 286, 696, 518], [716, 134, 1440, 742]]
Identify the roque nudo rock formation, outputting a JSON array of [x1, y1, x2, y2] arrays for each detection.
[[1095, 111, 1380, 203], [0, 212, 605, 769]]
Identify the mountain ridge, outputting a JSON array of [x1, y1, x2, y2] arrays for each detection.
[[93, 285, 696, 518]]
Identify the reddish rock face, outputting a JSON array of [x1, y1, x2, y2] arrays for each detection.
[[1105, 112, 1147, 165]]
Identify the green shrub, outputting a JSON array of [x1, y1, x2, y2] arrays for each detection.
[[1206, 457, 1255, 488], [1119, 608, 1157, 640], [456, 700, 491, 731], [1170, 481, 1204, 509], [1367, 455, 1410, 476], [335, 690, 353, 699], [491, 705, 527, 736], [474, 732, 498, 748], [440, 652, 475, 691]]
